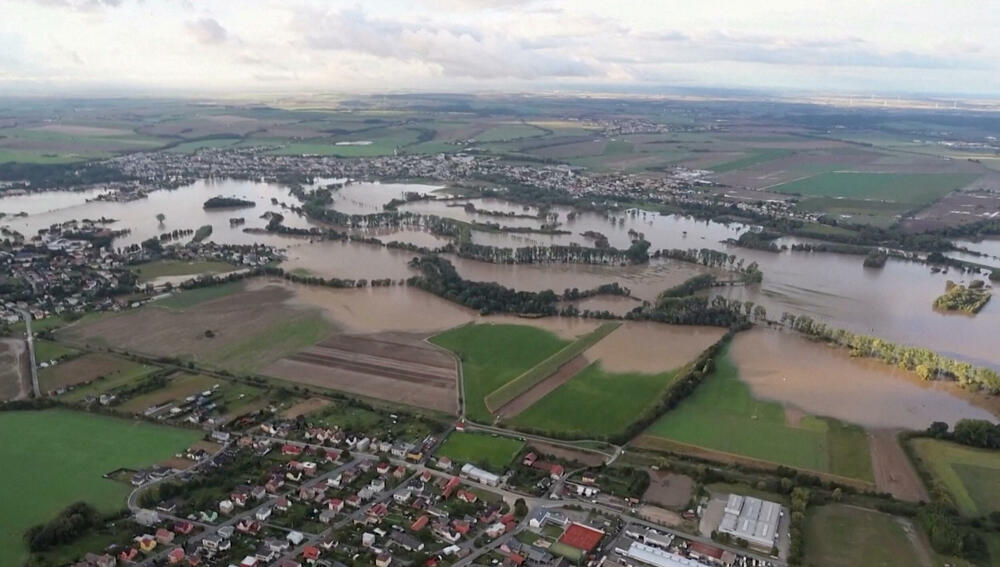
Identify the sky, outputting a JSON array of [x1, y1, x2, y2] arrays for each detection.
[[2, 0, 999, 97]]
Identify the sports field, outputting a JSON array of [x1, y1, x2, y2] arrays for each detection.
[[772, 172, 977, 204], [643, 350, 873, 481], [132, 259, 237, 283], [430, 323, 569, 423], [910, 438, 1000, 517], [508, 362, 679, 438], [804, 505, 925, 567], [0, 409, 200, 566], [436, 431, 524, 470]]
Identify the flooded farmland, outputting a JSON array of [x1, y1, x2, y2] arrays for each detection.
[[4, 179, 999, 370], [728, 328, 998, 430]]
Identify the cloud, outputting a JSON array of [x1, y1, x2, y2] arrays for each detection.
[[297, 7, 597, 80], [185, 17, 227, 45], [30, 0, 123, 10]]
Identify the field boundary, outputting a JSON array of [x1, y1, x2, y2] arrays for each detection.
[[631, 434, 876, 490], [483, 322, 619, 413]]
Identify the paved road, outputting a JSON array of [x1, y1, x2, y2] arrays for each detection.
[[17, 309, 40, 398]]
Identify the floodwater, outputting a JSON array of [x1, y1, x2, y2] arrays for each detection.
[[563, 295, 643, 316], [4, 179, 1000, 370], [584, 323, 726, 373], [728, 328, 998, 430]]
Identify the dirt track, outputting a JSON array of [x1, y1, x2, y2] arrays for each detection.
[[496, 355, 590, 418], [263, 332, 458, 413], [868, 429, 928, 503], [644, 471, 695, 509]]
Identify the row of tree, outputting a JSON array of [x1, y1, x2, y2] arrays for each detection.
[[781, 313, 1000, 393], [407, 255, 559, 315]]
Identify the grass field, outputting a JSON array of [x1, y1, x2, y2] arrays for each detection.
[[484, 322, 620, 412], [0, 409, 200, 566], [645, 349, 873, 481], [508, 361, 679, 438], [709, 148, 794, 172], [436, 431, 524, 471], [804, 505, 925, 567], [772, 172, 977, 204], [430, 323, 570, 423], [39, 352, 154, 393], [152, 280, 244, 309], [475, 124, 547, 142], [33, 339, 79, 362], [59, 361, 159, 403], [132, 259, 237, 283], [910, 438, 1000, 517]]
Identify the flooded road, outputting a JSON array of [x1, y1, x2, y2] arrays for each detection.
[[728, 328, 998, 430]]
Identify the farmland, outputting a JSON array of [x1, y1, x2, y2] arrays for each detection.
[[263, 331, 459, 413], [436, 431, 525, 470], [772, 172, 977, 204], [641, 349, 874, 482], [0, 410, 201, 566], [803, 505, 926, 567], [910, 438, 1000, 517], [38, 352, 155, 393], [508, 362, 680, 439], [484, 322, 620, 412], [430, 323, 571, 422]]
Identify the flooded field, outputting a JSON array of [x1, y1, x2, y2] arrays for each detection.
[[584, 323, 725, 373], [328, 181, 441, 215], [728, 328, 998, 430]]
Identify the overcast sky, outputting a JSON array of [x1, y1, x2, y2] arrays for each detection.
[[2, 0, 998, 97]]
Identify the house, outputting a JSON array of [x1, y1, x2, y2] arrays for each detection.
[[442, 476, 461, 498], [411, 515, 429, 532], [319, 509, 338, 524], [362, 533, 376, 547], [167, 547, 186, 564], [375, 553, 392, 567], [287, 531, 306, 546], [533, 461, 564, 479], [266, 539, 290, 553], [255, 505, 273, 522], [522, 452, 538, 467], [219, 500, 234, 514], [390, 531, 424, 552], [275, 496, 291, 512], [84, 553, 116, 567], [437, 457, 453, 471], [394, 489, 412, 504], [420, 470, 433, 483], [486, 522, 507, 538], [201, 535, 230, 552], [254, 545, 276, 562], [239, 556, 259, 567], [302, 545, 321, 563], [457, 490, 478, 504], [231, 493, 249, 507], [282, 444, 303, 456], [155, 528, 175, 544], [174, 521, 194, 535], [251, 486, 267, 500], [326, 498, 344, 512], [136, 535, 157, 553], [118, 548, 139, 563], [236, 519, 261, 533], [198, 510, 217, 523], [365, 502, 389, 525]]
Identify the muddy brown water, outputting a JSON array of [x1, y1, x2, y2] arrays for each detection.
[[584, 323, 726, 374], [728, 328, 999, 430]]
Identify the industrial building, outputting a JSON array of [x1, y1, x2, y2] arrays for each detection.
[[718, 494, 782, 549], [623, 542, 702, 567], [460, 463, 500, 486]]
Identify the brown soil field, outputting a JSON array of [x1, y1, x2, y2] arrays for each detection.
[[58, 282, 327, 370], [497, 355, 591, 418], [644, 471, 695, 509], [483, 315, 599, 340], [160, 456, 197, 471], [631, 434, 875, 491], [583, 323, 725, 373], [38, 353, 132, 392], [902, 189, 1000, 232], [868, 430, 928, 503], [262, 331, 458, 413], [0, 339, 29, 401], [189, 440, 223, 454], [281, 397, 332, 418], [528, 441, 606, 466], [637, 505, 683, 528]]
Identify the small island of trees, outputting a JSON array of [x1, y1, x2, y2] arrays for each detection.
[[203, 196, 256, 209], [933, 280, 991, 313]]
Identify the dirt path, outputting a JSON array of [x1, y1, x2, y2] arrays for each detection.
[[0, 338, 30, 401], [868, 429, 928, 503], [495, 355, 589, 418], [896, 516, 934, 567]]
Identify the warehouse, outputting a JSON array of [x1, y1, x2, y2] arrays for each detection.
[[460, 463, 500, 486], [718, 494, 782, 549], [624, 542, 701, 567]]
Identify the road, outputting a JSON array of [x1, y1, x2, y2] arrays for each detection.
[[17, 309, 40, 398]]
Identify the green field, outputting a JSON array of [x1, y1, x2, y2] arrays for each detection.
[[436, 431, 524, 471], [430, 323, 570, 423], [910, 438, 1000, 517], [772, 172, 977, 204], [33, 339, 79, 362], [39, 352, 155, 393], [0, 410, 201, 566], [709, 148, 794, 172], [645, 349, 873, 481], [475, 124, 548, 142], [508, 361, 679, 438], [58, 361, 159, 403], [484, 322, 620, 412], [132, 259, 237, 283], [152, 280, 244, 309], [211, 310, 330, 373], [804, 505, 925, 567]]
